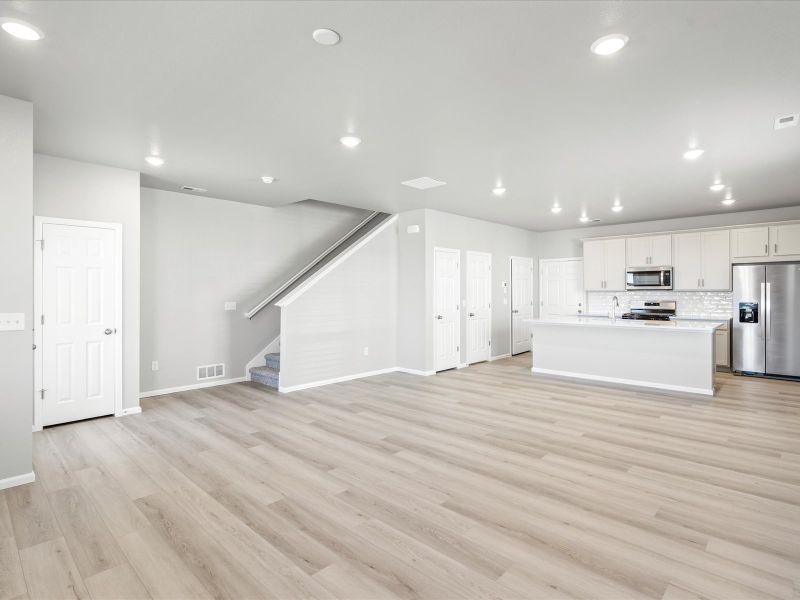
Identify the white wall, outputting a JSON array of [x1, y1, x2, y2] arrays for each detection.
[[539, 205, 800, 259], [278, 219, 398, 390], [140, 188, 370, 393], [34, 154, 141, 410], [0, 96, 33, 486], [396, 210, 431, 373]]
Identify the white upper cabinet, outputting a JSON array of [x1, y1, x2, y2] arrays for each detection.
[[626, 235, 671, 267], [583, 238, 626, 291], [770, 224, 800, 256], [701, 230, 731, 290], [672, 233, 703, 290], [672, 230, 730, 291], [731, 227, 769, 259]]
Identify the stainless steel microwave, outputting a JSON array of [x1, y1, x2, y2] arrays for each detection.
[[626, 266, 673, 290]]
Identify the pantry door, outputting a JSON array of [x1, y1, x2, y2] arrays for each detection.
[[433, 247, 461, 372], [466, 251, 492, 364], [511, 256, 534, 355]]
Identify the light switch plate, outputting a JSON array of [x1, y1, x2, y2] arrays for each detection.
[[224, 302, 237, 311], [0, 313, 25, 331]]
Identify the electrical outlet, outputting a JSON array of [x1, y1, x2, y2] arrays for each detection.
[[0, 313, 25, 331], [363, 347, 369, 356], [151, 360, 159, 371], [224, 301, 237, 311]]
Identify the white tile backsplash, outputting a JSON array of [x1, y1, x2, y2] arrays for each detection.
[[587, 290, 732, 319]]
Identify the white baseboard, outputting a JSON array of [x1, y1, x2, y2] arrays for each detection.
[[279, 367, 397, 393], [489, 353, 511, 361], [456, 363, 468, 369], [32, 424, 42, 433], [394, 367, 436, 376], [0, 471, 35, 491], [530, 367, 714, 396], [139, 376, 248, 399], [116, 406, 142, 417]]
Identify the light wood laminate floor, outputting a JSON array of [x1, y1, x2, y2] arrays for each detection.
[[2, 355, 800, 599]]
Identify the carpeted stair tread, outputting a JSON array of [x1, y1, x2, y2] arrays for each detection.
[[264, 353, 281, 369], [250, 365, 279, 388]]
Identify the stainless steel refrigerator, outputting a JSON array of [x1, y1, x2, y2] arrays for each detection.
[[732, 263, 800, 377]]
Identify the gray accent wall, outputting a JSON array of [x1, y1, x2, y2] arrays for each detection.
[[0, 95, 33, 483], [34, 154, 141, 410], [140, 188, 370, 393]]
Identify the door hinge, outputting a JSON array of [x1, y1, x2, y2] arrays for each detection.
[[456, 346, 459, 352], [39, 389, 46, 400], [41, 314, 45, 325], [36, 239, 44, 250], [488, 340, 491, 346]]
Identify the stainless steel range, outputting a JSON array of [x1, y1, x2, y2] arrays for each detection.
[[621, 300, 677, 321]]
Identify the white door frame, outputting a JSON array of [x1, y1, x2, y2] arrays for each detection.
[[432, 246, 461, 372], [33, 216, 123, 431], [538, 257, 586, 317], [509, 256, 534, 355], [465, 250, 492, 364]]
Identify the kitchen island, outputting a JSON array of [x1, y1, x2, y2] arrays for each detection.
[[526, 317, 725, 395]]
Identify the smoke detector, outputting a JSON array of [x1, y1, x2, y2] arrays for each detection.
[[401, 177, 447, 190], [774, 114, 798, 130]]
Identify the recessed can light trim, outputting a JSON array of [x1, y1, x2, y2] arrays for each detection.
[[590, 33, 629, 56], [683, 148, 705, 161], [261, 176, 276, 184], [492, 187, 506, 196], [313, 28, 341, 46], [340, 135, 361, 148], [1, 18, 44, 41], [145, 155, 164, 167]]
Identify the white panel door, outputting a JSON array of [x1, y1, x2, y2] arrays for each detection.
[[433, 248, 460, 372], [540, 259, 584, 317], [42, 223, 117, 426], [511, 257, 534, 355], [466, 251, 492, 364]]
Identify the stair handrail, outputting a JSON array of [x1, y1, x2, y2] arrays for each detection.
[[245, 211, 382, 319]]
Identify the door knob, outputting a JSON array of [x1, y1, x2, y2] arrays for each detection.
[[468, 312, 475, 317], [104, 328, 114, 335], [512, 309, 519, 314], [436, 315, 443, 320]]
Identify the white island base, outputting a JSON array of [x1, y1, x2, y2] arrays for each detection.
[[528, 318, 724, 396]]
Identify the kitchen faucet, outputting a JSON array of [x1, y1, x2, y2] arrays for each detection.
[[610, 295, 620, 321]]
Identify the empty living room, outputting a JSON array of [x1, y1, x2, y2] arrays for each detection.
[[1, 1, 799, 599]]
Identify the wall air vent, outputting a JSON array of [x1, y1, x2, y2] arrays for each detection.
[[401, 177, 447, 190], [774, 113, 798, 130], [181, 185, 208, 192], [197, 363, 224, 381]]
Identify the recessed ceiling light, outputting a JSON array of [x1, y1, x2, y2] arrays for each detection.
[[401, 177, 447, 190], [709, 182, 725, 192], [683, 148, 705, 161], [551, 201, 562, 214], [261, 176, 275, 184], [340, 135, 361, 148], [145, 156, 164, 167], [590, 33, 628, 56], [722, 188, 735, 206], [612, 199, 624, 212], [492, 187, 506, 196], [579, 213, 590, 223], [1, 18, 44, 41], [312, 28, 341, 46]]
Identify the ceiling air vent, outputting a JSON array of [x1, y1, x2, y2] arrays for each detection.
[[401, 177, 447, 190], [774, 113, 798, 130], [181, 185, 208, 192]]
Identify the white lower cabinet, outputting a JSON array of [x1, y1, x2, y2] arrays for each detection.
[[715, 323, 729, 368]]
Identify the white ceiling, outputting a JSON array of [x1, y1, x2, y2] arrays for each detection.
[[1, 0, 799, 231]]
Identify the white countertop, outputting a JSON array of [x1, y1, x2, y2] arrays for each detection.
[[526, 316, 725, 332]]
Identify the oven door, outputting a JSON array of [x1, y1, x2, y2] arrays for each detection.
[[626, 268, 673, 290]]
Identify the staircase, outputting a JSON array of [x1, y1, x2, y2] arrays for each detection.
[[250, 352, 281, 389]]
